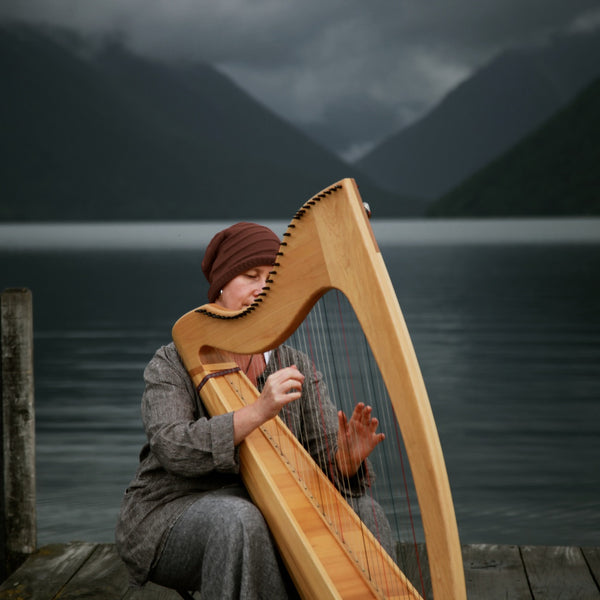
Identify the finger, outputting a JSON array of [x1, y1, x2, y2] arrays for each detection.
[[280, 388, 302, 406], [363, 406, 373, 426], [278, 367, 305, 385], [266, 369, 303, 391], [347, 403, 364, 426], [268, 381, 301, 402], [337, 410, 348, 431], [350, 404, 370, 427], [286, 379, 303, 395], [369, 417, 380, 431], [286, 364, 304, 376]]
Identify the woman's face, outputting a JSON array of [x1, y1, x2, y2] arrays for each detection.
[[216, 265, 272, 310]]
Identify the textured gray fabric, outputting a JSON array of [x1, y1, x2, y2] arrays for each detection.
[[152, 491, 396, 599], [150, 485, 292, 599], [115, 342, 242, 585]]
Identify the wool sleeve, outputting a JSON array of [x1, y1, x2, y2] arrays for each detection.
[[141, 343, 239, 477]]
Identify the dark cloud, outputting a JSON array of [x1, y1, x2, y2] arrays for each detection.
[[2, 0, 600, 158]]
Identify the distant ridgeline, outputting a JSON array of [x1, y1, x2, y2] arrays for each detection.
[[356, 28, 600, 216], [0, 24, 414, 222], [427, 76, 600, 217], [2, 23, 600, 220]]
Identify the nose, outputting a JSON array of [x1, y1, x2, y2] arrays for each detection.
[[252, 275, 268, 296]]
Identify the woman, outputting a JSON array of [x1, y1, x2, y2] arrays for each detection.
[[115, 222, 392, 599]]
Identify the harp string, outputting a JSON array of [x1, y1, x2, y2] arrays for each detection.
[[316, 292, 390, 585], [277, 291, 426, 598], [351, 313, 417, 549], [304, 297, 390, 593], [327, 291, 419, 597], [278, 299, 362, 565], [311, 297, 381, 584], [287, 304, 344, 537], [341, 291, 428, 599]]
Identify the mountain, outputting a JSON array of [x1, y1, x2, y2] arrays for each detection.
[[426, 77, 600, 217], [356, 29, 600, 202], [0, 25, 420, 221]]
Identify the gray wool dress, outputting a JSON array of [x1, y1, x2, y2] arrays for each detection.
[[115, 342, 392, 598]]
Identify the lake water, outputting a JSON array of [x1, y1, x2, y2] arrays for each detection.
[[1, 219, 599, 548]]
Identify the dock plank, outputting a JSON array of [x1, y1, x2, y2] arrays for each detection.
[[53, 543, 129, 600], [0, 542, 96, 600], [2, 542, 599, 599], [521, 545, 600, 600], [583, 547, 600, 590], [0, 543, 192, 600], [463, 544, 532, 600]]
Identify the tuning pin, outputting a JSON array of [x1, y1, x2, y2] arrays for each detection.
[[363, 202, 372, 219]]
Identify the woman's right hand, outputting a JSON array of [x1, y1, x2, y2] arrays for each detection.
[[233, 365, 304, 444], [255, 365, 304, 420]]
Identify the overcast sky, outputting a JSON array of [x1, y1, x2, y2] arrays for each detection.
[[3, 1, 600, 159]]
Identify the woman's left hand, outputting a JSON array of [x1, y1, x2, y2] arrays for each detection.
[[335, 402, 385, 477]]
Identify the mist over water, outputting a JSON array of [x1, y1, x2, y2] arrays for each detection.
[[1, 219, 599, 547], [1, 217, 599, 250]]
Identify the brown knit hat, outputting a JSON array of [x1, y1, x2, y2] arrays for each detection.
[[201, 222, 281, 302]]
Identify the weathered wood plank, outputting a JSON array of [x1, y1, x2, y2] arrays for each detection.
[[55, 543, 130, 600], [0, 542, 192, 600], [521, 545, 600, 600], [463, 544, 532, 600], [0, 542, 96, 600], [583, 547, 600, 590], [2, 542, 599, 598]]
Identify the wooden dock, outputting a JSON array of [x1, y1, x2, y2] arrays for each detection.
[[0, 541, 599, 599]]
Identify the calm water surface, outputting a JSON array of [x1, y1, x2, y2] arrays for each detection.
[[1, 220, 599, 547]]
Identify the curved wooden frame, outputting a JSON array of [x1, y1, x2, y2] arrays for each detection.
[[173, 178, 466, 599]]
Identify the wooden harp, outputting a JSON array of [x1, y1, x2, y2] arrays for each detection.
[[172, 179, 466, 599]]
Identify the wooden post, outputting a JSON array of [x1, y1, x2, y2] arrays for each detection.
[[1, 288, 37, 581]]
